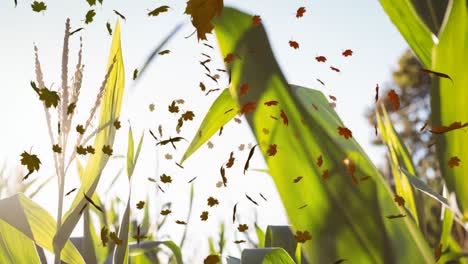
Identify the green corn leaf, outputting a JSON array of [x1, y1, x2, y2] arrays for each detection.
[[129, 240, 183, 264], [241, 248, 295, 264], [0, 219, 41, 264], [0, 194, 84, 263]]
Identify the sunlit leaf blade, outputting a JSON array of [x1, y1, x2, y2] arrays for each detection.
[[129, 240, 183, 264], [376, 105, 422, 226], [432, 0, 468, 219], [264, 226, 302, 262], [241, 248, 295, 264], [208, 7, 434, 263], [0, 219, 41, 264], [254, 224, 265, 248], [440, 186, 454, 252], [82, 208, 97, 263], [180, 88, 238, 164], [379, 0, 434, 67], [54, 20, 125, 255], [0, 194, 84, 263]]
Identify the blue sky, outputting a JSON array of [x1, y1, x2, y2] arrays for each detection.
[[0, 0, 408, 261]]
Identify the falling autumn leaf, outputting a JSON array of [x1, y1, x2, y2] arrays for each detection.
[[185, 0, 223, 40], [420, 69, 453, 83], [252, 15, 261, 26], [148, 5, 170, 16], [86, 145, 95, 154], [342, 49, 353, 57], [317, 155, 323, 167], [76, 124, 85, 134], [237, 224, 248, 232], [289, 40, 299, 49], [65, 188, 77, 196], [76, 145, 87, 155], [296, 7, 306, 18], [267, 144, 277, 156], [31, 1, 46, 12], [322, 169, 329, 180], [160, 174, 172, 183], [168, 101, 180, 113], [182, 111, 195, 121], [337, 126, 352, 139], [315, 56, 327, 62], [430, 122, 468, 134], [20, 151, 41, 180], [239, 83, 250, 96], [102, 145, 113, 156], [85, 10, 96, 24], [448, 156, 461, 168], [161, 209, 171, 215], [113, 10, 126, 20], [226, 151, 235, 168], [200, 211, 209, 221], [330, 66, 341, 72], [207, 197, 219, 207], [83, 193, 102, 212], [394, 195, 405, 206], [100, 226, 109, 246], [375, 84, 379, 102], [106, 22, 112, 35], [234, 240, 246, 244], [224, 53, 235, 63], [245, 194, 258, 206], [240, 101, 257, 115], [293, 176, 303, 183], [264, 100, 279, 106], [387, 89, 400, 111], [294, 230, 312, 243], [113, 120, 121, 129], [136, 201, 145, 210], [31, 81, 60, 108], [232, 203, 238, 223], [109, 232, 122, 245], [133, 69, 139, 80], [243, 144, 257, 174], [52, 144, 62, 153], [386, 214, 406, 219], [280, 110, 288, 126], [158, 49, 171, 55]]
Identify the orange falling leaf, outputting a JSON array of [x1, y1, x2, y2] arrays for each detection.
[[224, 53, 235, 63], [240, 101, 257, 115], [289, 40, 299, 49], [160, 209, 171, 215], [252, 15, 261, 26], [337, 127, 352, 139], [200, 211, 209, 221], [264, 100, 279, 106], [237, 224, 248, 232], [330, 66, 340, 72], [394, 195, 405, 206], [342, 49, 353, 57], [329, 95, 337, 101], [294, 230, 311, 243], [387, 90, 400, 111], [207, 197, 219, 207], [448, 156, 461, 168], [315, 56, 327, 62], [280, 110, 288, 126], [317, 155, 323, 167], [267, 144, 277, 156], [296, 7, 306, 18], [430, 122, 468, 134], [239, 83, 250, 96]]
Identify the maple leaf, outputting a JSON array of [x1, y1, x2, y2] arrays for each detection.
[[317, 155, 323, 167], [252, 15, 261, 26], [430, 122, 468, 134], [85, 10, 96, 24], [165, 153, 173, 160], [240, 101, 256, 115], [148, 5, 170, 16], [86, 0, 96, 6], [106, 22, 112, 35], [34, 85, 60, 108], [160, 209, 171, 215], [315, 56, 327, 62], [200, 211, 209, 221], [175, 220, 187, 225], [448, 156, 461, 168], [264, 100, 279, 106], [204, 255, 220, 264], [76, 145, 87, 155], [330, 66, 341, 72], [149, 103, 155, 112], [52, 144, 62, 153], [86, 145, 95, 154], [238, 144, 245, 151], [280, 110, 288, 125], [289, 40, 299, 49], [135, 201, 145, 210], [239, 83, 250, 96], [76, 124, 85, 134], [394, 195, 405, 206], [237, 224, 248, 232], [100, 226, 109, 246], [67, 103, 76, 114], [182, 111, 195, 121], [199, 82, 206, 91], [293, 176, 303, 183], [224, 53, 235, 63], [185, 0, 224, 40], [102, 145, 113, 156], [159, 50, 171, 55], [160, 174, 172, 183], [226, 151, 235, 168], [342, 49, 353, 57], [113, 120, 121, 129], [337, 127, 352, 139], [109, 232, 122, 245], [267, 144, 277, 156], [329, 95, 337, 101], [31, 1, 46, 12], [168, 101, 179, 113], [207, 141, 214, 149], [387, 90, 400, 111], [20, 151, 41, 179], [296, 7, 306, 18], [294, 230, 312, 243], [207, 197, 219, 207]]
